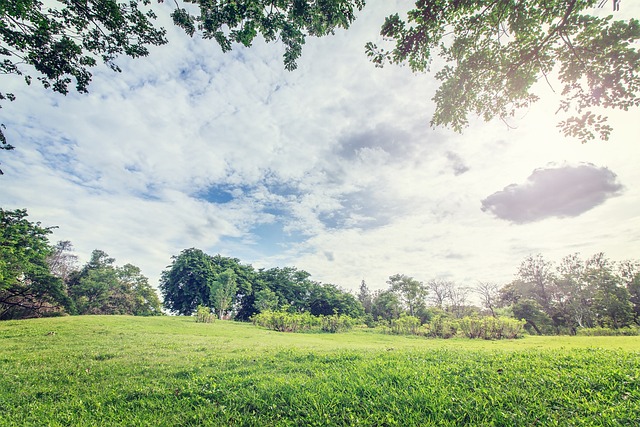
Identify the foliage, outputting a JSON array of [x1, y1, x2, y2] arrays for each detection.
[[159, 248, 216, 315], [195, 304, 214, 323], [171, 0, 365, 71], [366, 0, 640, 143], [67, 249, 161, 315], [0, 0, 167, 159], [210, 268, 237, 319], [500, 252, 639, 334], [251, 309, 355, 333], [576, 326, 639, 336], [4, 316, 639, 426], [423, 314, 458, 339], [387, 273, 427, 317], [457, 316, 526, 340], [0, 208, 71, 319], [390, 313, 421, 335]]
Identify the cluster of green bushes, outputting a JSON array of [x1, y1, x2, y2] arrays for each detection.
[[576, 326, 639, 336], [195, 305, 215, 323], [251, 310, 356, 333], [382, 315, 526, 339]]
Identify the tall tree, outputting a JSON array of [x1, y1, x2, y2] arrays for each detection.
[[0, 208, 71, 319], [159, 248, 215, 315], [475, 281, 500, 318], [357, 279, 373, 314], [210, 268, 237, 319], [366, 0, 640, 142], [387, 273, 427, 317], [426, 278, 453, 309]]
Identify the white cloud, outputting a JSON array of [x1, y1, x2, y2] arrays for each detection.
[[2, 1, 640, 293]]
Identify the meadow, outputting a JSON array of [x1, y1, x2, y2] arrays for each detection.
[[1, 316, 639, 426]]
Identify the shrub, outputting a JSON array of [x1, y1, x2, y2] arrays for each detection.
[[195, 305, 215, 323], [576, 326, 639, 336], [458, 316, 526, 339], [424, 315, 458, 339], [251, 310, 356, 333], [390, 314, 421, 335]]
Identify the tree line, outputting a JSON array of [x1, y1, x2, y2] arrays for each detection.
[[0, 208, 161, 319], [357, 253, 640, 335], [3, 208, 639, 338]]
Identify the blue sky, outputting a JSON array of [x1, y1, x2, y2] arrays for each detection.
[[2, 1, 640, 293]]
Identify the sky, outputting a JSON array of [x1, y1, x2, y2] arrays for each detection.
[[2, 1, 640, 295]]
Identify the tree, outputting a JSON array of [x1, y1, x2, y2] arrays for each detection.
[[357, 279, 372, 314], [159, 248, 215, 315], [517, 254, 555, 312], [366, 1, 640, 143], [0, 0, 167, 170], [387, 273, 427, 317], [475, 281, 500, 318], [210, 268, 237, 319], [68, 249, 160, 315], [371, 289, 401, 322], [426, 278, 453, 309], [0, 208, 71, 319], [47, 240, 79, 284], [171, 0, 365, 71]]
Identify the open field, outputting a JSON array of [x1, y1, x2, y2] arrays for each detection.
[[1, 316, 639, 426]]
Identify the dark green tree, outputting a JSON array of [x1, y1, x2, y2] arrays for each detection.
[[159, 248, 215, 315], [0, 208, 72, 319], [366, 0, 640, 143], [67, 249, 160, 315], [371, 289, 402, 322], [512, 298, 553, 335]]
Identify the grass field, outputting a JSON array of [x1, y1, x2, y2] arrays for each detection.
[[1, 316, 639, 426]]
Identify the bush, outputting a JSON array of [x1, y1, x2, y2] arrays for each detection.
[[390, 314, 421, 335], [458, 316, 526, 339], [423, 315, 458, 339], [195, 305, 215, 323], [576, 326, 639, 336], [251, 310, 356, 333]]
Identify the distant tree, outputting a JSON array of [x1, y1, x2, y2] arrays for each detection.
[[357, 279, 373, 314], [366, 0, 640, 142], [426, 279, 453, 309], [0, 208, 71, 319], [517, 254, 555, 312], [68, 249, 160, 315], [159, 248, 215, 315], [47, 240, 79, 284], [512, 299, 552, 335], [253, 287, 279, 313], [210, 268, 238, 319], [307, 282, 363, 318], [585, 254, 633, 328], [447, 284, 472, 319], [475, 281, 500, 318], [619, 260, 640, 326], [116, 263, 162, 316], [371, 289, 402, 322], [387, 273, 427, 317]]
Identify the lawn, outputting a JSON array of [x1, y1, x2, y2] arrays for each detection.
[[1, 316, 639, 426]]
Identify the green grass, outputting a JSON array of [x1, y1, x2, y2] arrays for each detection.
[[1, 316, 639, 426]]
